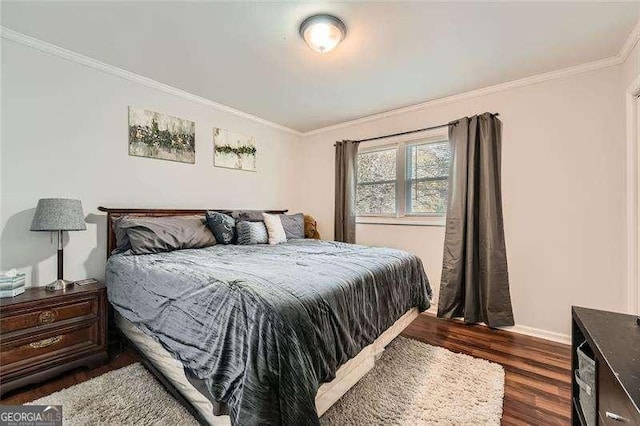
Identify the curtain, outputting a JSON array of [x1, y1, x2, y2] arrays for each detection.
[[437, 113, 514, 327], [334, 140, 360, 243]]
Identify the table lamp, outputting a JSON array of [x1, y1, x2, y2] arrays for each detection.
[[30, 198, 86, 291]]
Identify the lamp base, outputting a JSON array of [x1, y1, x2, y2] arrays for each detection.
[[45, 279, 74, 292]]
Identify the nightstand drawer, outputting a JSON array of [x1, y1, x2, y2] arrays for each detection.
[[1, 322, 100, 369], [0, 298, 98, 334]]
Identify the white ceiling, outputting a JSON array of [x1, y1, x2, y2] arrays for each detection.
[[2, 2, 639, 132]]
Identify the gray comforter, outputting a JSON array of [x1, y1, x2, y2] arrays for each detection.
[[106, 239, 431, 425]]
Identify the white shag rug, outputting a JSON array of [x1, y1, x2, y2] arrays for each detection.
[[29, 362, 198, 426], [30, 337, 504, 425], [321, 337, 505, 425]]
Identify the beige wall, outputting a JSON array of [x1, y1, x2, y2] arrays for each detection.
[[0, 39, 303, 286], [621, 40, 640, 315], [300, 65, 626, 338]]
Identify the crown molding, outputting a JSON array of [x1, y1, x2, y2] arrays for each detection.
[[0, 26, 303, 137], [303, 18, 640, 137], [302, 55, 622, 137], [4, 17, 640, 140]]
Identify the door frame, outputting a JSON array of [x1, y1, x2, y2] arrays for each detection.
[[625, 74, 640, 315]]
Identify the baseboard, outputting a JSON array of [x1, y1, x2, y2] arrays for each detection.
[[423, 307, 571, 345], [502, 324, 571, 345]]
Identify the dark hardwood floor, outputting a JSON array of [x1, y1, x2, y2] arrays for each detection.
[[2, 313, 571, 425]]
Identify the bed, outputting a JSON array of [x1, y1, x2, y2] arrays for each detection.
[[100, 207, 432, 426]]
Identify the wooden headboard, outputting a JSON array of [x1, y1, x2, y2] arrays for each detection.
[[97, 207, 288, 257]]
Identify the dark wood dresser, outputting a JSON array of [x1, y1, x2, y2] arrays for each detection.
[[0, 282, 108, 396], [572, 306, 640, 425]]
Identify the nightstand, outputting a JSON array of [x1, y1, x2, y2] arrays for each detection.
[[0, 281, 108, 397]]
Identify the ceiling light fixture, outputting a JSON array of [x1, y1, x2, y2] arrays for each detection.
[[299, 14, 347, 54]]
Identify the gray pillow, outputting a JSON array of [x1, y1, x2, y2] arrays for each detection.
[[118, 215, 216, 255], [231, 210, 265, 222], [236, 221, 268, 245], [279, 213, 305, 239], [205, 211, 235, 245], [112, 216, 132, 254]]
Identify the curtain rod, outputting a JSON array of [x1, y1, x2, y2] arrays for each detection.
[[334, 113, 499, 145]]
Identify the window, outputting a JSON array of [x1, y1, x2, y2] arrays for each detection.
[[405, 141, 450, 214], [356, 147, 397, 215], [356, 134, 451, 218]]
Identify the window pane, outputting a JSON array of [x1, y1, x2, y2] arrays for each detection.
[[356, 183, 396, 215], [407, 179, 448, 214], [406, 141, 450, 180], [357, 148, 396, 183]]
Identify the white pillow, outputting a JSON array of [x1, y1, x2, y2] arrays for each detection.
[[262, 213, 287, 245]]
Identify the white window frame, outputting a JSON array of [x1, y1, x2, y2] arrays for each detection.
[[356, 128, 449, 226]]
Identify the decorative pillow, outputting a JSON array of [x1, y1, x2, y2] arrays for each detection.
[[279, 213, 304, 240], [118, 215, 216, 255], [236, 221, 268, 245], [205, 211, 236, 245], [304, 215, 321, 239], [231, 210, 264, 222], [263, 213, 287, 245]]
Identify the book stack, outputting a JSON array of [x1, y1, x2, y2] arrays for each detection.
[[0, 270, 26, 298]]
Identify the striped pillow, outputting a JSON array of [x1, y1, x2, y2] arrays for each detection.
[[236, 221, 268, 245]]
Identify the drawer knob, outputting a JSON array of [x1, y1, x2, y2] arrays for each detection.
[[29, 335, 63, 349], [606, 412, 630, 423], [38, 310, 57, 325]]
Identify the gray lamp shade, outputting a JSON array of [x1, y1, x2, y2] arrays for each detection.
[[30, 198, 87, 231]]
